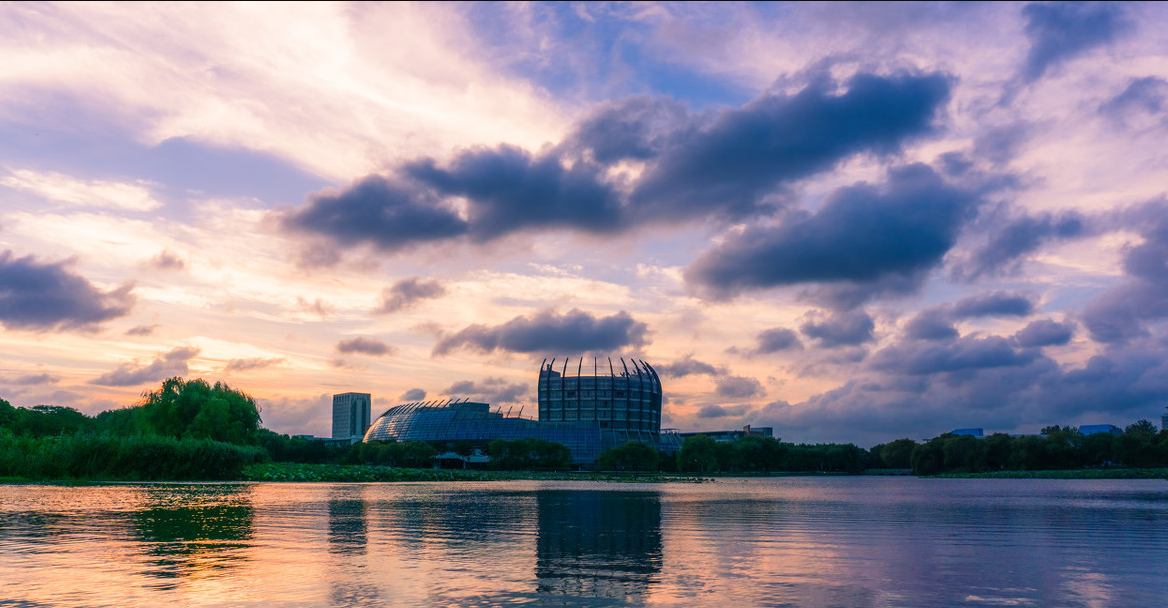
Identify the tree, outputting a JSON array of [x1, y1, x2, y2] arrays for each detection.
[[139, 377, 261, 445], [599, 441, 659, 472], [677, 434, 719, 473], [879, 438, 917, 469]]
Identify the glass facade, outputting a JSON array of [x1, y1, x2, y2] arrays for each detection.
[[537, 357, 662, 434]]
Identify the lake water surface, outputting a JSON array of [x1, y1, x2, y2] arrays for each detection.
[[2, 477, 1166, 607]]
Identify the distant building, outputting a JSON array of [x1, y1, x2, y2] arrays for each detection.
[[678, 425, 774, 443], [951, 428, 984, 437], [362, 357, 682, 466], [1162, 407, 1168, 432], [1080, 424, 1122, 436], [332, 392, 371, 444]]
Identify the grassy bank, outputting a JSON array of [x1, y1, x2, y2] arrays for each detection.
[[928, 468, 1168, 479]]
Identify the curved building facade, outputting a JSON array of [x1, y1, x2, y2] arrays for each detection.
[[362, 357, 678, 465], [537, 357, 662, 433]]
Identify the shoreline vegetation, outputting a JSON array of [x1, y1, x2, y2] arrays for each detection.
[[4, 377, 1168, 484]]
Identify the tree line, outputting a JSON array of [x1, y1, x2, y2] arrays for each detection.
[[873, 421, 1168, 475]]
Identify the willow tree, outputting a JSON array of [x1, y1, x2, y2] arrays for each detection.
[[139, 377, 261, 445]]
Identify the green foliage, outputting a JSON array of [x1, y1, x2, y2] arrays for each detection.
[[878, 438, 918, 469], [677, 434, 719, 473], [599, 441, 660, 472], [907, 425, 1168, 475], [139, 377, 261, 444], [0, 431, 266, 480], [357, 440, 439, 468], [487, 438, 571, 470]]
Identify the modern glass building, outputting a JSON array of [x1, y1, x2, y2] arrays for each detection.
[[538, 357, 662, 433], [362, 357, 680, 465]]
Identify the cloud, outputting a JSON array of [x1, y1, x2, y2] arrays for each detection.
[[125, 324, 158, 336], [698, 403, 753, 419], [405, 144, 625, 240], [869, 335, 1040, 376], [89, 346, 200, 387], [715, 375, 764, 399], [149, 250, 185, 271], [375, 277, 448, 314], [225, 357, 285, 372], [432, 309, 648, 356], [399, 388, 426, 402], [800, 310, 876, 348], [904, 308, 959, 341], [627, 72, 952, 222], [655, 354, 719, 377], [754, 327, 804, 353], [281, 175, 468, 257], [960, 210, 1086, 279], [443, 377, 528, 404], [685, 164, 981, 302], [0, 168, 163, 211], [1020, 1, 1131, 84], [1013, 319, 1075, 347], [7, 373, 60, 386], [952, 291, 1034, 318], [297, 297, 334, 318], [280, 72, 951, 255], [1082, 203, 1168, 343], [336, 337, 395, 356], [1099, 77, 1168, 122], [0, 251, 134, 332]]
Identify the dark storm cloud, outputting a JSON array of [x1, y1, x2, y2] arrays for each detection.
[[282, 72, 951, 255], [443, 377, 528, 404], [628, 72, 952, 222], [281, 175, 468, 254], [952, 291, 1034, 318], [962, 210, 1086, 279], [715, 375, 764, 399], [0, 250, 134, 332], [568, 96, 690, 164], [698, 403, 752, 419], [755, 327, 803, 353], [374, 276, 447, 314], [89, 346, 199, 387], [870, 335, 1040, 376], [1100, 77, 1168, 121], [904, 307, 959, 341], [225, 357, 285, 372], [1020, 1, 1131, 83], [335, 337, 394, 356], [405, 144, 625, 240], [399, 388, 426, 402], [655, 354, 719, 377], [800, 311, 876, 348], [1013, 319, 1075, 347], [432, 309, 648, 356], [684, 164, 980, 301], [1082, 203, 1168, 343]]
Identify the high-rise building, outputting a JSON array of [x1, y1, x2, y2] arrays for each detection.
[[332, 392, 371, 443], [1162, 407, 1167, 432]]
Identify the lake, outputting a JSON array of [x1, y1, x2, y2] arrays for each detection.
[[1, 477, 1166, 607]]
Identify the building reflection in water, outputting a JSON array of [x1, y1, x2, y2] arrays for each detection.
[[535, 490, 662, 605], [326, 486, 381, 608], [132, 484, 254, 587]]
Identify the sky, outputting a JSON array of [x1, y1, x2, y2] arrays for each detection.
[[2, 1, 1168, 446]]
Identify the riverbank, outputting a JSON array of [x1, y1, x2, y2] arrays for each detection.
[[927, 468, 1168, 479], [240, 462, 712, 483]]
